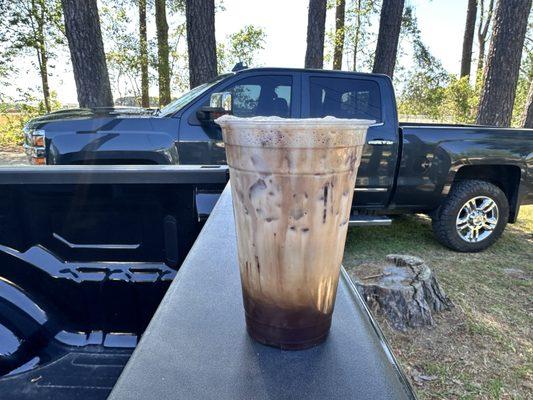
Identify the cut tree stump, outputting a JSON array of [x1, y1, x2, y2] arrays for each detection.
[[349, 254, 453, 331]]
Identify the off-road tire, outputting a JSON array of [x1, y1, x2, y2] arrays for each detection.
[[431, 180, 509, 252]]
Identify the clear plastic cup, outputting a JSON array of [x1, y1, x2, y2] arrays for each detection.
[[216, 116, 372, 349]]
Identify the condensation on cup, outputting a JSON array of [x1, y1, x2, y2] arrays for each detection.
[[216, 115, 373, 350]]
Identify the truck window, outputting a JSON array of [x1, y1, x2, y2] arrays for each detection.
[[309, 77, 382, 122], [229, 75, 292, 118], [159, 74, 230, 117]]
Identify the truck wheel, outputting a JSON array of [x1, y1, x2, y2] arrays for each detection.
[[431, 180, 509, 252]]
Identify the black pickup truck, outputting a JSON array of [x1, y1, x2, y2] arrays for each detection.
[[23, 68, 533, 252]]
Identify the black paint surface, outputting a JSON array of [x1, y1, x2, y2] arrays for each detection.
[[110, 185, 416, 400]]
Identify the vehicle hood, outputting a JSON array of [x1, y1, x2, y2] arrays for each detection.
[[26, 107, 155, 129]]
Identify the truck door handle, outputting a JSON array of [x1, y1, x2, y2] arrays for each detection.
[[367, 139, 393, 145]]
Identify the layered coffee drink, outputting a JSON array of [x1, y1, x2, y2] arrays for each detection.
[[216, 116, 371, 350]]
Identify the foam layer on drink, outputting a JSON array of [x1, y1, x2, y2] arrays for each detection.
[[217, 115, 368, 149], [216, 116, 371, 349]]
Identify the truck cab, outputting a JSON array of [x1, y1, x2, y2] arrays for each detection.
[[173, 68, 399, 209]]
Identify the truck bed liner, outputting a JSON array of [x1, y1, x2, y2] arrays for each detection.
[[0, 166, 228, 399], [0, 348, 131, 400]]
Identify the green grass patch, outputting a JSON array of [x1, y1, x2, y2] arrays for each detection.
[[344, 206, 533, 399]]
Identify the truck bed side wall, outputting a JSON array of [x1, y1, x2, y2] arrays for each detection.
[[392, 126, 532, 221]]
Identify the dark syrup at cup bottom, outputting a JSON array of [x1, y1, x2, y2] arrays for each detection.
[[242, 290, 334, 350]]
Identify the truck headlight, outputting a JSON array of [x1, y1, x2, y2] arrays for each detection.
[[31, 129, 46, 147]]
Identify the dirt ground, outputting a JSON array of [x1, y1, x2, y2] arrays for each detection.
[[344, 208, 532, 399], [0, 147, 29, 166]]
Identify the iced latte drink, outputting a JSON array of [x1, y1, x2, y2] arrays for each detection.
[[216, 116, 372, 350]]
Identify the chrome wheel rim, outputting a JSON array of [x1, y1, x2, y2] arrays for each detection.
[[456, 196, 499, 243]]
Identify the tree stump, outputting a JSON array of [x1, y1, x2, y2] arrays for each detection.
[[349, 254, 453, 331]]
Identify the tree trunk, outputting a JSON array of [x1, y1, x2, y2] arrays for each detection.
[[155, 0, 171, 106], [332, 0, 345, 70], [460, 0, 477, 77], [61, 0, 113, 108], [476, 0, 532, 127], [33, 0, 51, 112], [476, 0, 494, 78], [185, 0, 218, 89], [372, 0, 405, 78], [349, 255, 453, 331], [37, 46, 51, 113], [352, 0, 362, 71], [37, 37, 50, 113], [139, 0, 149, 108], [477, 39, 486, 78], [521, 80, 533, 128], [304, 0, 327, 69]]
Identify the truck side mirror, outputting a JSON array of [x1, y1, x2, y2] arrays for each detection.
[[196, 92, 232, 124]]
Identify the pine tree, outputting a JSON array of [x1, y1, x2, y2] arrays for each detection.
[[139, 0, 149, 107], [460, 0, 477, 77], [62, 0, 113, 107], [476, 0, 532, 126], [332, 0, 346, 70], [304, 0, 327, 69], [185, 0, 218, 88], [155, 0, 171, 106], [372, 0, 405, 78]]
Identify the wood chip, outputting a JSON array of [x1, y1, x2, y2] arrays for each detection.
[[360, 272, 391, 280]]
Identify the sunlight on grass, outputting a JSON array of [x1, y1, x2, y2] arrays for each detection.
[[516, 205, 533, 234], [343, 205, 532, 399]]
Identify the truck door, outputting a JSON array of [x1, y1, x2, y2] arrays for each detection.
[[302, 73, 399, 208], [180, 71, 300, 164]]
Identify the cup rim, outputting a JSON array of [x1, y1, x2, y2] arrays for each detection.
[[215, 115, 376, 128]]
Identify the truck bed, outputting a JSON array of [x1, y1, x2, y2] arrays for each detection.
[[0, 166, 227, 399]]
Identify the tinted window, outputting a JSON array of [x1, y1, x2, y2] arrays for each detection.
[[309, 77, 381, 121], [228, 75, 292, 118], [159, 74, 229, 117]]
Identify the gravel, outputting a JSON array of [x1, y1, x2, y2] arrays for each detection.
[[0, 150, 30, 166]]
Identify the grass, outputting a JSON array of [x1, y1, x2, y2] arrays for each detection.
[[0, 113, 25, 150], [343, 206, 533, 400]]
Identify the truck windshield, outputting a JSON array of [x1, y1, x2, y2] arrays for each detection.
[[158, 74, 231, 117]]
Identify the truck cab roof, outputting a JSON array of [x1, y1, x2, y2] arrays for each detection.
[[230, 66, 392, 81]]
